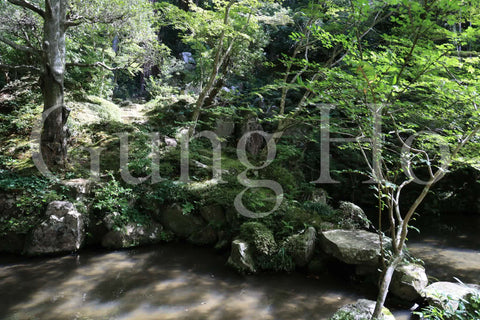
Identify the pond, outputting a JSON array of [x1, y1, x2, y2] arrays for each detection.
[[0, 243, 366, 320], [0, 214, 478, 320]]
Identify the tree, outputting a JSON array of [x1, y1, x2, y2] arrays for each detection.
[[0, 0, 158, 168], [158, 0, 286, 135], [267, 0, 480, 317]]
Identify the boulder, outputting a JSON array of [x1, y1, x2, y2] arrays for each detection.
[[330, 299, 395, 320], [390, 263, 428, 302], [160, 204, 205, 238], [422, 281, 480, 311], [24, 201, 84, 255], [188, 225, 218, 246], [284, 227, 316, 267], [101, 222, 164, 249], [227, 239, 256, 274], [200, 205, 226, 225], [338, 201, 371, 230], [320, 229, 389, 266], [239, 222, 277, 257], [63, 178, 91, 200]]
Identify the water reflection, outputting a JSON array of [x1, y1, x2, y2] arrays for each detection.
[[0, 244, 362, 320], [1, 214, 478, 320]]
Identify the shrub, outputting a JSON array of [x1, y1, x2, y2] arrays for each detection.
[[0, 172, 66, 235]]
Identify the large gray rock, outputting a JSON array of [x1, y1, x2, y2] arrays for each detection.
[[160, 204, 205, 238], [200, 205, 226, 225], [338, 201, 371, 230], [422, 281, 480, 311], [320, 229, 389, 266], [330, 299, 395, 320], [227, 239, 256, 274], [63, 178, 91, 200], [284, 227, 316, 267], [101, 222, 164, 249], [390, 263, 428, 302], [24, 201, 84, 255]]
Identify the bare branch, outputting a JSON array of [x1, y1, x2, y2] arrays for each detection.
[[390, 114, 434, 178], [0, 63, 41, 72], [65, 12, 127, 29], [7, 0, 45, 18], [0, 34, 40, 55], [394, 178, 413, 223], [65, 18, 85, 28], [66, 61, 121, 71]]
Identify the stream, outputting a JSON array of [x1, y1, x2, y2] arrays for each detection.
[[0, 214, 478, 320]]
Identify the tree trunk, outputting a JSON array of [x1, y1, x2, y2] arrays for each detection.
[[372, 254, 402, 319], [40, 0, 68, 168]]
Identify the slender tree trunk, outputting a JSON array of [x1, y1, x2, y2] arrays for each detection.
[[40, 0, 68, 167], [372, 254, 402, 318]]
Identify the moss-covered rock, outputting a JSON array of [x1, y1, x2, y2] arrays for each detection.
[[330, 299, 395, 320], [101, 222, 165, 249], [200, 205, 226, 225], [227, 239, 256, 274], [160, 204, 206, 238], [239, 221, 277, 257], [284, 227, 316, 267], [337, 201, 371, 230], [391, 263, 428, 302], [188, 225, 218, 246], [24, 201, 85, 255], [421, 281, 480, 311]]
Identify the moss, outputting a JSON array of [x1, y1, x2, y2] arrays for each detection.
[[239, 221, 277, 257], [281, 206, 324, 233], [68, 95, 122, 127]]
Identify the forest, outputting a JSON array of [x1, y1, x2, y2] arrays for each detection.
[[0, 0, 479, 319]]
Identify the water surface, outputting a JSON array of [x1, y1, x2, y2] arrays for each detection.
[[0, 244, 364, 320]]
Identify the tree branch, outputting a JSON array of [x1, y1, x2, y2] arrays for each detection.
[[66, 61, 121, 71], [0, 63, 41, 72], [7, 0, 45, 18], [65, 12, 127, 29], [0, 34, 40, 55], [65, 18, 85, 28]]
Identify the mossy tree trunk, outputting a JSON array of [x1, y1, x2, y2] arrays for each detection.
[[40, 0, 68, 167]]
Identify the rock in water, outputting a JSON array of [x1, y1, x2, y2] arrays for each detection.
[[285, 227, 316, 267], [24, 201, 84, 255], [227, 239, 256, 274], [188, 225, 218, 246], [160, 204, 205, 238], [390, 263, 428, 302], [330, 299, 395, 320], [422, 281, 480, 311], [320, 229, 389, 266], [101, 222, 164, 249]]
